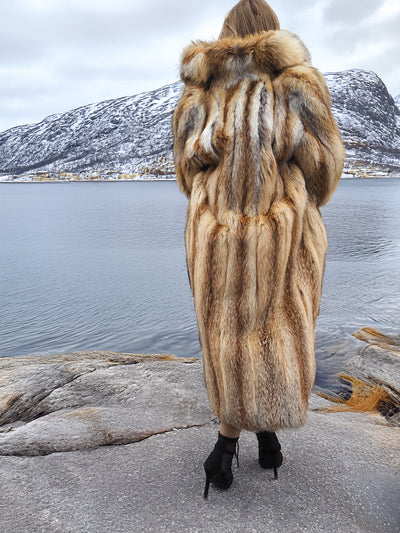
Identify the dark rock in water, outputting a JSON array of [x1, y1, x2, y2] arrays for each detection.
[[0, 70, 399, 180]]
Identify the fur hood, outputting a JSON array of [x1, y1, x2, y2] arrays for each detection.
[[180, 30, 311, 85]]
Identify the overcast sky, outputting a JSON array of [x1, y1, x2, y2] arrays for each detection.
[[1, 0, 399, 132]]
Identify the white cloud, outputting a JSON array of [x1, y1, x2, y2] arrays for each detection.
[[0, 0, 399, 132]]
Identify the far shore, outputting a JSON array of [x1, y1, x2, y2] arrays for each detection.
[[1, 175, 400, 183], [0, 177, 177, 183]]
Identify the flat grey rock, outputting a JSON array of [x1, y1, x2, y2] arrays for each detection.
[[0, 349, 399, 533], [0, 352, 213, 455], [0, 416, 399, 533]]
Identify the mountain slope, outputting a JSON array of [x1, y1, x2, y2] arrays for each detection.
[[0, 83, 181, 178], [325, 69, 400, 174], [1, 70, 399, 180]]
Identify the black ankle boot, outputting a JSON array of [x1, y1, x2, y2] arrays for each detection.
[[203, 432, 239, 499], [256, 431, 283, 479]]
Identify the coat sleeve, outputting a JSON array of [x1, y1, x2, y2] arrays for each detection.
[[172, 87, 217, 198], [278, 66, 345, 207]]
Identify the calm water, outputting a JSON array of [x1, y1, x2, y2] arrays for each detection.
[[1, 180, 399, 392]]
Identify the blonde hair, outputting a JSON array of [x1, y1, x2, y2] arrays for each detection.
[[219, 0, 280, 39]]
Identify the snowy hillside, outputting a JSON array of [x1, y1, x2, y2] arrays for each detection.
[[0, 70, 399, 181], [326, 69, 400, 175], [0, 83, 181, 180]]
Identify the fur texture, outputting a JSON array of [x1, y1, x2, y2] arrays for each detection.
[[172, 30, 345, 431]]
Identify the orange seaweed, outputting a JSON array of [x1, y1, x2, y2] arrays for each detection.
[[316, 374, 397, 415]]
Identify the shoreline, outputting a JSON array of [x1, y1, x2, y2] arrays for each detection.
[[0, 177, 177, 183], [1, 327, 399, 425], [1, 175, 400, 183]]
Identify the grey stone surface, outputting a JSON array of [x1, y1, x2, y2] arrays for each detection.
[[0, 349, 399, 533], [0, 352, 212, 455], [0, 415, 399, 533]]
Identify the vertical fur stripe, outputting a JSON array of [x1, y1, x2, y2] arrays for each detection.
[[173, 30, 345, 431]]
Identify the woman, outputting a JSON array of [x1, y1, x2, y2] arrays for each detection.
[[172, 0, 345, 498]]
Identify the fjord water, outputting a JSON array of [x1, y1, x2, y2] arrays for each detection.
[[1, 180, 399, 392]]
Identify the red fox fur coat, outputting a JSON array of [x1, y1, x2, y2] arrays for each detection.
[[172, 30, 345, 431]]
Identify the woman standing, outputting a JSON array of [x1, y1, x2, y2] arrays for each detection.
[[172, 0, 344, 498]]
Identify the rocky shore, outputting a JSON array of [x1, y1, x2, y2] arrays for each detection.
[[0, 329, 399, 533]]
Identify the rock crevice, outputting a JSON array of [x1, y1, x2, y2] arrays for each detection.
[[0, 352, 211, 456], [1, 337, 399, 457]]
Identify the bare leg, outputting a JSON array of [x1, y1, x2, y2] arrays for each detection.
[[220, 421, 241, 439]]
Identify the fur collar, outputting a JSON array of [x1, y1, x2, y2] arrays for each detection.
[[180, 30, 311, 85]]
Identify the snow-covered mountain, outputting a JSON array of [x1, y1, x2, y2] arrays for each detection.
[[325, 69, 400, 175], [0, 82, 181, 180], [1, 69, 399, 180], [395, 95, 400, 111]]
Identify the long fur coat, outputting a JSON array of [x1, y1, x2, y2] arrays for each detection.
[[172, 30, 345, 431]]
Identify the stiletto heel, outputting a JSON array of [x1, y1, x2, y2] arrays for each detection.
[[273, 460, 278, 480], [256, 431, 283, 479], [204, 473, 211, 499], [203, 432, 239, 499]]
